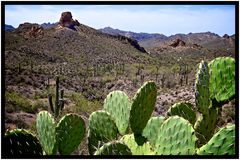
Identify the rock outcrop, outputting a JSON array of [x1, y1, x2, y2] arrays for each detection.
[[169, 38, 186, 47], [15, 22, 43, 39], [223, 34, 230, 39], [58, 11, 80, 30]]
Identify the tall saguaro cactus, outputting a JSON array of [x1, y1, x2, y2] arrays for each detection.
[[48, 76, 64, 117]]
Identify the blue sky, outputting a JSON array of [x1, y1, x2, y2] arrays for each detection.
[[5, 5, 235, 36]]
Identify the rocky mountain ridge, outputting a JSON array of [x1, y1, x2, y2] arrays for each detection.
[[99, 27, 235, 53]]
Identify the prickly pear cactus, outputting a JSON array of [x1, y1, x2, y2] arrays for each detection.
[[94, 141, 132, 155], [197, 124, 235, 155], [155, 116, 197, 155], [208, 57, 235, 103], [4, 129, 43, 156], [167, 102, 196, 125], [195, 60, 210, 115], [121, 134, 154, 155], [103, 90, 131, 135], [88, 130, 103, 155], [194, 107, 218, 146], [56, 114, 85, 155], [88, 111, 118, 154], [36, 111, 57, 155], [142, 116, 165, 147], [130, 81, 157, 136]]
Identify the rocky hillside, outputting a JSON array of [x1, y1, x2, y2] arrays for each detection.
[[99, 27, 235, 55], [4, 12, 235, 154]]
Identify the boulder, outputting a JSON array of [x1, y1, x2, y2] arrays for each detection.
[[58, 11, 80, 30], [169, 38, 186, 47]]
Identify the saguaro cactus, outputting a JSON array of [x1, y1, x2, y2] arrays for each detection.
[[48, 76, 64, 117]]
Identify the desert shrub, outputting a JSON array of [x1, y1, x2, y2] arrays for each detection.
[[5, 91, 36, 113], [67, 92, 102, 115], [32, 100, 48, 112]]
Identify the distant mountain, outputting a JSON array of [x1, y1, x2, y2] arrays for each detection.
[[99, 27, 235, 54], [41, 22, 58, 29], [5, 24, 15, 31], [99, 27, 168, 42]]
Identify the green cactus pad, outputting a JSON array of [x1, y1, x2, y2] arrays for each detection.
[[155, 116, 197, 155], [88, 130, 103, 155], [142, 116, 165, 147], [130, 81, 157, 135], [4, 129, 43, 156], [195, 60, 210, 115], [197, 124, 235, 155], [88, 111, 118, 154], [36, 111, 57, 155], [208, 57, 235, 103], [94, 141, 132, 155], [56, 114, 85, 155], [194, 107, 218, 146], [167, 102, 196, 125], [121, 134, 154, 155], [103, 90, 131, 135]]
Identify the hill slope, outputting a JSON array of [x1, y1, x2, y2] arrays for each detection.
[[99, 27, 235, 54]]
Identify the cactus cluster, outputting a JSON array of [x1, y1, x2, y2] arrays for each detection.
[[4, 57, 235, 156], [37, 111, 86, 155], [166, 57, 235, 147], [5, 111, 86, 156], [91, 57, 235, 156]]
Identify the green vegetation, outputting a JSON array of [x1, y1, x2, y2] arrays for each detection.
[[67, 92, 102, 115], [4, 57, 235, 156], [6, 91, 37, 113]]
